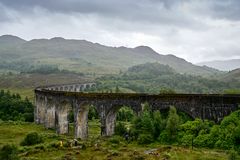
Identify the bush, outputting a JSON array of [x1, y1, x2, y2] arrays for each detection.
[[179, 134, 194, 147], [20, 132, 43, 146], [115, 122, 127, 136], [158, 130, 169, 144], [0, 144, 19, 160], [137, 134, 153, 145], [194, 134, 211, 148]]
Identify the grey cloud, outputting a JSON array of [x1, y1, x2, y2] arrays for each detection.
[[0, 0, 239, 63], [0, 0, 206, 30], [208, 0, 240, 20], [0, 0, 240, 21], [0, 4, 11, 22]]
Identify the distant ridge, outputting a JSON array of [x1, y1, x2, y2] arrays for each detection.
[[0, 35, 220, 76], [197, 59, 240, 71], [0, 35, 26, 44]]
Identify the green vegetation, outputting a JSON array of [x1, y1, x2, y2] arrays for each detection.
[[116, 106, 135, 122], [114, 104, 240, 158], [0, 90, 34, 122], [0, 121, 231, 160], [20, 132, 44, 146], [0, 35, 221, 75], [0, 91, 238, 159], [0, 144, 19, 160], [97, 63, 240, 93]]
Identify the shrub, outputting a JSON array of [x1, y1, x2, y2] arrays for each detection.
[[179, 134, 194, 147], [158, 130, 169, 144], [194, 134, 211, 148], [20, 132, 43, 146], [137, 134, 153, 145], [115, 122, 127, 136], [0, 144, 19, 160]]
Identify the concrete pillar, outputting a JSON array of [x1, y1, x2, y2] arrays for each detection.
[[44, 98, 56, 129], [35, 95, 47, 124], [100, 108, 117, 136], [34, 95, 40, 124], [74, 102, 89, 139], [56, 102, 70, 134], [82, 84, 86, 91], [106, 109, 117, 136]]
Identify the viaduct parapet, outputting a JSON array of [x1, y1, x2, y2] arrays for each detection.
[[35, 83, 240, 139]]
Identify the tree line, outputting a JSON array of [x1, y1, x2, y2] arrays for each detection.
[[0, 90, 34, 122]]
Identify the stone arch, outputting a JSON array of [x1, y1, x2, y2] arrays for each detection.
[[64, 86, 68, 91], [70, 86, 73, 91], [97, 100, 141, 136], [87, 84, 91, 89], [91, 84, 96, 88], [80, 85, 84, 91]]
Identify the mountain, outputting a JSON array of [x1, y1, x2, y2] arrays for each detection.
[[0, 35, 221, 76], [0, 35, 26, 45], [197, 59, 240, 71]]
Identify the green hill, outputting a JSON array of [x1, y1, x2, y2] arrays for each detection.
[[97, 63, 240, 93], [220, 68, 240, 82]]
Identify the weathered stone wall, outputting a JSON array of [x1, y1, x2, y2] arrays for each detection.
[[35, 85, 240, 139]]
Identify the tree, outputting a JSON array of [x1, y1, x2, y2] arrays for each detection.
[[153, 111, 165, 139], [166, 106, 180, 142]]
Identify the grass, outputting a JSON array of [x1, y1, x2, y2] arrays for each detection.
[[0, 120, 231, 160]]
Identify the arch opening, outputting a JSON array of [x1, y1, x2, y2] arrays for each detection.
[[103, 105, 137, 136]]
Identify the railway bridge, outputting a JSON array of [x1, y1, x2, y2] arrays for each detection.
[[35, 83, 240, 139]]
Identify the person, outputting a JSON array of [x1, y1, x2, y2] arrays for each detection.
[[59, 141, 63, 148], [123, 132, 129, 142]]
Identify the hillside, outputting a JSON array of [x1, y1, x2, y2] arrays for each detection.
[[97, 63, 240, 94], [220, 68, 240, 82], [197, 59, 240, 71], [0, 35, 220, 76]]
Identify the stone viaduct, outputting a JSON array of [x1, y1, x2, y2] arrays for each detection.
[[35, 83, 240, 139]]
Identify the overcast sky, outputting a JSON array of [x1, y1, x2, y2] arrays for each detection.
[[0, 0, 240, 63]]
